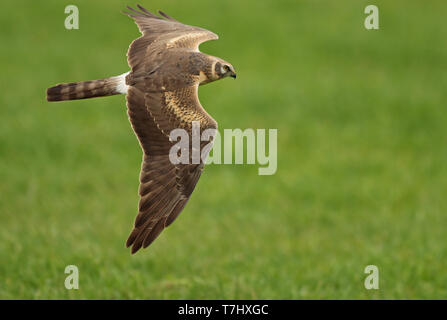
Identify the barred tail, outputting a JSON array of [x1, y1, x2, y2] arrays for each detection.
[[46, 72, 129, 102]]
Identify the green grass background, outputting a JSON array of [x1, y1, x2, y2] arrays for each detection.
[[1, 0, 447, 299]]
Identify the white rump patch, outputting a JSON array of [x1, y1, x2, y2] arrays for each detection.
[[115, 71, 130, 94]]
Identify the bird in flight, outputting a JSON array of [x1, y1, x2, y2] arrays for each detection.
[[46, 5, 236, 253]]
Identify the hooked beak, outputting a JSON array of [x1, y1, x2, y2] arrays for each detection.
[[230, 72, 237, 79]]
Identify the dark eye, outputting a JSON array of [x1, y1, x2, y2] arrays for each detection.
[[224, 65, 230, 72]]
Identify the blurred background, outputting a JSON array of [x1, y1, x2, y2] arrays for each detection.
[[1, 0, 446, 299]]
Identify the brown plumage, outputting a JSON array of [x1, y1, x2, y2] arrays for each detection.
[[47, 76, 123, 101], [46, 5, 236, 253]]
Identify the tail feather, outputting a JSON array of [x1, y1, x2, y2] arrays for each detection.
[[46, 73, 129, 102]]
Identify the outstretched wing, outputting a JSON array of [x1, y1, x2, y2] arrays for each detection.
[[125, 84, 217, 253], [123, 5, 218, 73], [123, 6, 218, 253]]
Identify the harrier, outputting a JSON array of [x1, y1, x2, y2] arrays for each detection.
[[46, 5, 236, 253]]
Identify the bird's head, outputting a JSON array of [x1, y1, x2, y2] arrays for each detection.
[[213, 59, 236, 80], [200, 57, 236, 85]]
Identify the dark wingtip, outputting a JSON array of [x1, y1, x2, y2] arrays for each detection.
[[126, 228, 139, 252], [127, 236, 141, 254], [131, 244, 141, 254], [158, 10, 178, 22], [137, 4, 150, 14], [126, 5, 139, 15]]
